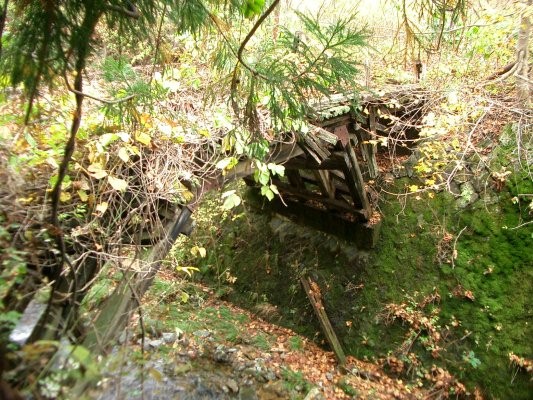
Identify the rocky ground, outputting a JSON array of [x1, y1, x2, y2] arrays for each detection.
[[87, 281, 426, 400]]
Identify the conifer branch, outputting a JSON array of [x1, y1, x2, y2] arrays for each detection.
[[106, 3, 140, 19]]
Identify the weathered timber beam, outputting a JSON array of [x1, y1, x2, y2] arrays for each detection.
[[341, 137, 371, 220], [313, 114, 352, 128], [301, 276, 346, 366], [83, 206, 194, 351], [299, 134, 330, 164], [313, 170, 336, 199], [272, 179, 365, 217], [283, 155, 345, 171], [366, 106, 380, 179]]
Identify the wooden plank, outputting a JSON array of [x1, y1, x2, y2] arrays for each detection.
[[83, 206, 194, 351], [366, 106, 380, 179], [313, 170, 336, 199], [301, 276, 346, 366], [342, 138, 371, 220], [272, 179, 365, 217], [311, 125, 339, 145], [313, 114, 352, 128], [300, 133, 330, 163], [283, 155, 345, 171]]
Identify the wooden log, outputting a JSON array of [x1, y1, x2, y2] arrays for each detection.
[[301, 276, 346, 366], [310, 125, 339, 145], [299, 133, 330, 164]]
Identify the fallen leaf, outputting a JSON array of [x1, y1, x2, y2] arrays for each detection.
[[108, 176, 128, 192]]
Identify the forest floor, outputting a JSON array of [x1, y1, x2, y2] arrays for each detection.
[[86, 275, 427, 400]]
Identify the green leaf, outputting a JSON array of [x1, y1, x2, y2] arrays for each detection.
[[242, 0, 265, 18], [255, 169, 270, 186], [216, 157, 238, 171], [261, 185, 275, 201], [222, 191, 242, 210], [99, 133, 119, 147], [77, 190, 88, 202], [66, 345, 99, 380], [267, 163, 285, 177]]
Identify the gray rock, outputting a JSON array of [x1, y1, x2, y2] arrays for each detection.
[[147, 339, 163, 349], [304, 387, 326, 400], [403, 150, 420, 178], [193, 330, 211, 338], [162, 332, 178, 344], [238, 386, 259, 400], [456, 182, 479, 208], [225, 378, 239, 393], [448, 181, 461, 196], [214, 346, 231, 363], [262, 370, 277, 382], [471, 172, 491, 193]]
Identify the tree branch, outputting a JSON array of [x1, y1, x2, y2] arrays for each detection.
[[63, 73, 135, 104], [236, 0, 281, 70], [106, 3, 140, 19]]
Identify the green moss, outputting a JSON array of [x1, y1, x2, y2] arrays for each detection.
[[170, 172, 532, 398]]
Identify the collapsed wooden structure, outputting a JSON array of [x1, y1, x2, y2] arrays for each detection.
[[239, 85, 426, 248], [11, 85, 427, 359]]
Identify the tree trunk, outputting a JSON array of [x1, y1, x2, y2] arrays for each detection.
[[516, 0, 531, 105]]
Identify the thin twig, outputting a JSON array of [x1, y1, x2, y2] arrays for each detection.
[[451, 226, 467, 269], [64, 73, 135, 104]]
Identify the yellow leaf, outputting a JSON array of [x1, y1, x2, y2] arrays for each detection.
[[17, 196, 34, 204], [60, 191, 71, 202], [108, 176, 128, 192], [95, 202, 108, 215], [87, 163, 108, 179], [78, 190, 88, 202], [129, 145, 141, 156], [118, 147, 130, 162], [135, 131, 152, 146], [191, 246, 207, 258], [139, 113, 152, 128], [148, 368, 163, 382], [409, 185, 419, 192]]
